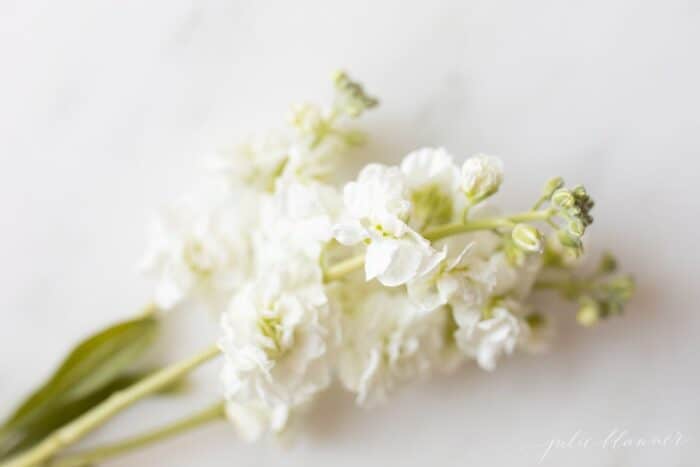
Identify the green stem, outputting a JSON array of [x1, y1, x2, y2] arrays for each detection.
[[534, 277, 598, 299], [324, 254, 365, 282], [423, 218, 512, 242], [423, 209, 555, 242], [309, 108, 340, 149], [532, 197, 546, 211], [50, 402, 226, 467], [324, 210, 556, 280], [3, 345, 221, 467], [509, 209, 555, 223]]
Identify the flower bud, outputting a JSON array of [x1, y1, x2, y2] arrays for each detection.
[[577, 299, 600, 327], [461, 154, 504, 201], [512, 223, 543, 253], [557, 230, 583, 256], [572, 185, 588, 199], [606, 275, 635, 301], [597, 252, 618, 274], [333, 70, 378, 118], [525, 312, 546, 329], [542, 176, 564, 199], [551, 189, 575, 209], [504, 240, 526, 266], [567, 218, 585, 238], [288, 103, 324, 135]]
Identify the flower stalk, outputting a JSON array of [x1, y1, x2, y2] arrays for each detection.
[[49, 402, 226, 467], [3, 345, 220, 467], [421, 209, 554, 242], [325, 209, 557, 281]]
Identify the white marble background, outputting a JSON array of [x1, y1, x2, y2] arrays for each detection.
[[1, 1, 699, 466]]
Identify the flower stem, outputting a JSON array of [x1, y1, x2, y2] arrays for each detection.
[[49, 402, 226, 467], [534, 277, 596, 297], [423, 209, 555, 242], [3, 345, 221, 467], [323, 210, 556, 281], [423, 218, 512, 242], [324, 254, 365, 282]]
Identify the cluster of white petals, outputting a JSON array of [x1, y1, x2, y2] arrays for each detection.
[[338, 289, 449, 406], [142, 76, 608, 442], [333, 163, 442, 286], [219, 252, 336, 440], [141, 182, 255, 311]]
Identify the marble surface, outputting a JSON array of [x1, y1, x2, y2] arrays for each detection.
[[2, 1, 699, 465]]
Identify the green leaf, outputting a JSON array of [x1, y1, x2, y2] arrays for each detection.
[[0, 311, 159, 459], [0, 370, 188, 459], [0, 375, 140, 459]]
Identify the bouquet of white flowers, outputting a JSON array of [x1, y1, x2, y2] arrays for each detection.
[[1, 72, 633, 466]]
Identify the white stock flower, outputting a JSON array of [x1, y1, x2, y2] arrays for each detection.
[[333, 164, 441, 286], [400, 147, 462, 229], [486, 252, 542, 299], [400, 147, 461, 192], [407, 243, 495, 313], [211, 132, 290, 192], [461, 154, 504, 201], [453, 301, 525, 371], [338, 290, 447, 406], [224, 400, 289, 443], [257, 180, 342, 260], [141, 183, 253, 312], [219, 254, 337, 440], [212, 118, 353, 192]]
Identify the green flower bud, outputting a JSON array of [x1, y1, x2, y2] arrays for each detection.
[[577, 299, 600, 327], [512, 223, 543, 253], [597, 252, 618, 274], [551, 189, 575, 209], [557, 229, 582, 249], [332, 70, 378, 118], [525, 312, 546, 329], [572, 185, 588, 199], [542, 176, 565, 199], [567, 218, 585, 238], [606, 275, 635, 301], [505, 243, 526, 266], [570, 185, 595, 227]]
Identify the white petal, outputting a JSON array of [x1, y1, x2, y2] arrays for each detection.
[[452, 306, 480, 329], [333, 221, 367, 245], [365, 239, 398, 281], [225, 402, 269, 443], [417, 245, 447, 277], [407, 276, 445, 312], [400, 147, 460, 191], [437, 275, 460, 303], [377, 239, 424, 286]]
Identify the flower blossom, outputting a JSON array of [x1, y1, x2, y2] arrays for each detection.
[[141, 183, 254, 312], [461, 154, 504, 201], [400, 147, 462, 230], [338, 289, 448, 406], [136, 73, 626, 444], [333, 163, 441, 286], [453, 301, 524, 371], [219, 253, 337, 441]]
